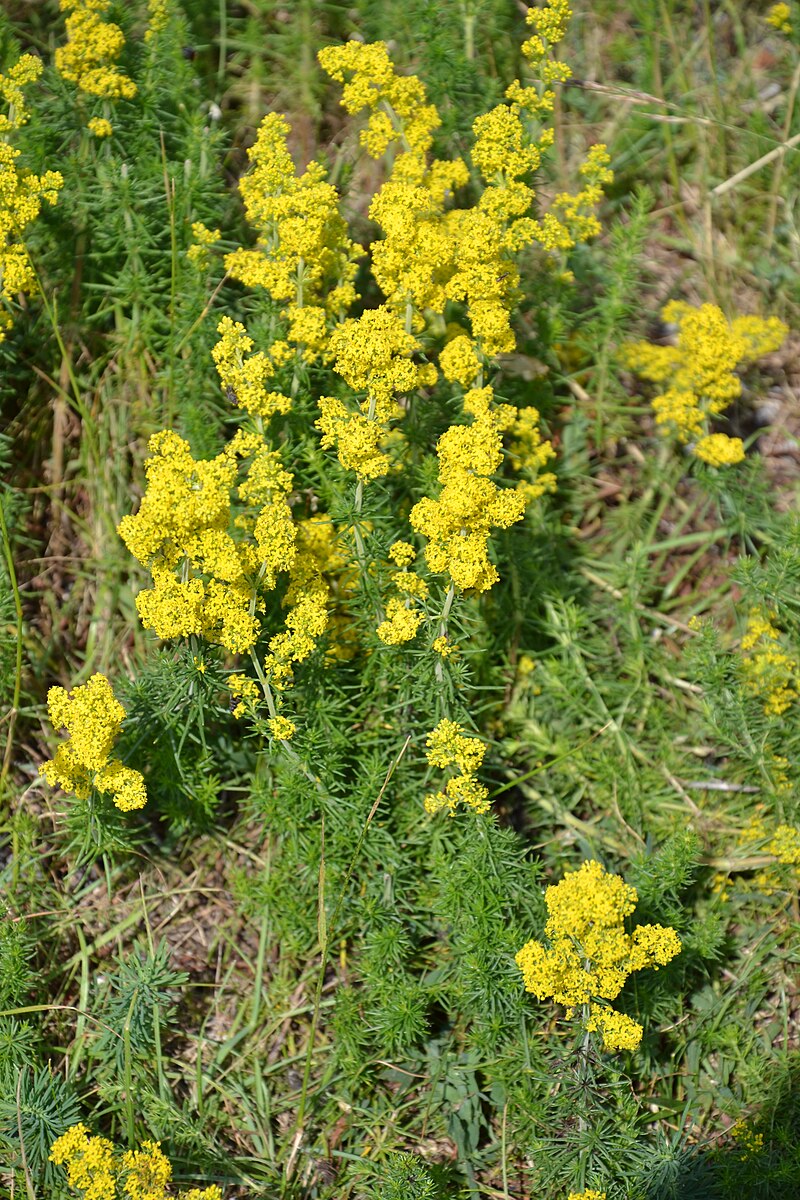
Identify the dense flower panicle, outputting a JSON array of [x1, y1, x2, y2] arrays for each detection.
[[268, 714, 296, 740], [118, 428, 299, 655], [315, 17, 611, 607], [50, 1125, 223, 1200], [318, 41, 440, 164], [376, 562, 429, 646], [769, 824, 800, 866], [121, 1141, 172, 1200], [56, 0, 137, 101], [623, 302, 787, 463], [51, 1124, 116, 1200], [328, 306, 436, 414], [568, 1191, 606, 1200], [40, 674, 147, 811], [730, 1121, 765, 1161], [228, 673, 259, 720], [224, 112, 360, 353], [87, 115, 113, 137], [211, 316, 291, 419], [440, 335, 482, 388], [261, 519, 331, 689], [741, 608, 799, 717], [767, 3, 792, 33], [743, 604, 796, 715], [410, 390, 526, 593], [0, 56, 64, 340], [424, 719, 489, 816], [508, 405, 557, 501], [516, 860, 681, 1051], [145, 0, 171, 41], [317, 306, 436, 484], [316, 395, 391, 483]]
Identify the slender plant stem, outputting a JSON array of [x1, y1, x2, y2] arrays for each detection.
[[0, 499, 23, 791]]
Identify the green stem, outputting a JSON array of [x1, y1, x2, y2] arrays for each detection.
[[0, 499, 22, 792], [434, 582, 456, 686], [248, 650, 326, 798]]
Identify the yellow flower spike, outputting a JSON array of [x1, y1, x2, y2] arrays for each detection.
[[741, 609, 800, 717], [40, 674, 147, 811], [211, 316, 291, 420], [318, 40, 440, 162], [56, 0, 137, 101], [118, 427, 301, 658], [223, 111, 360, 340], [145, 0, 171, 41], [187, 222, 221, 270], [50, 1124, 116, 1200], [87, 116, 112, 137], [410, 391, 527, 594], [623, 302, 787, 463], [439, 335, 482, 388], [568, 1191, 607, 1200], [51, 1126, 224, 1200], [388, 541, 416, 567], [376, 597, 425, 645], [121, 1139, 172, 1200], [0, 56, 64, 340], [423, 720, 489, 816], [516, 860, 681, 1051]]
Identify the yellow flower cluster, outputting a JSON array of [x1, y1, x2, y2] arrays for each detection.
[[0, 56, 64, 341], [261, 517, 331, 690], [767, 3, 792, 34], [516, 860, 681, 1051], [186, 221, 221, 271], [319, 2, 610, 359], [623, 302, 787, 465], [118, 428, 295, 655], [732, 810, 800, 896], [87, 116, 113, 138], [410, 388, 526, 592], [40, 674, 147, 811], [740, 608, 799, 716], [224, 111, 361, 360], [316, 9, 598, 595], [508, 405, 558, 503], [317, 306, 436, 484], [568, 1192, 606, 1200], [211, 316, 291, 420], [768, 823, 800, 866], [268, 714, 296, 740], [549, 143, 614, 245], [228, 673, 259, 720], [376, 564, 428, 645], [318, 41, 440, 163], [56, 0, 137, 104], [145, 0, 171, 42], [50, 1125, 222, 1200], [730, 1120, 765, 1161], [424, 719, 489, 816], [51, 1124, 116, 1200]]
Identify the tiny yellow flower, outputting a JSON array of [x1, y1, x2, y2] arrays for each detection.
[[268, 714, 296, 740], [87, 116, 113, 138], [766, 3, 792, 34]]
